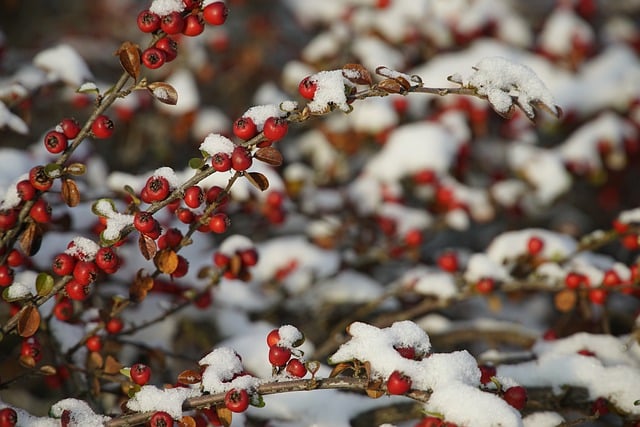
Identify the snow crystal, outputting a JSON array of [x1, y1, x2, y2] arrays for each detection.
[[33, 44, 92, 87], [149, 0, 185, 16], [77, 82, 97, 93], [199, 347, 260, 394], [242, 104, 286, 131], [523, 412, 565, 427], [152, 166, 180, 189], [126, 385, 199, 419], [408, 269, 457, 300], [65, 236, 100, 261], [280, 100, 298, 112], [0, 101, 28, 134], [5, 274, 34, 299], [277, 325, 304, 348], [464, 253, 511, 283], [50, 398, 111, 427], [219, 234, 254, 255], [199, 133, 235, 157], [307, 70, 353, 114], [93, 199, 134, 242]]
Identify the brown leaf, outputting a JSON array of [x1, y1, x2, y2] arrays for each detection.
[[376, 78, 405, 94], [61, 178, 81, 207], [329, 362, 353, 378], [366, 379, 385, 398], [39, 365, 57, 376], [138, 234, 157, 260], [229, 254, 243, 277], [178, 416, 197, 427], [216, 406, 232, 427], [244, 172, 270, 192], [342, 64, 372, 85], [555, 289, 577, 313], [154, 249, 179, 274], [19, 355, 36, 369], [88, 351, 104, 371], [104, 355, 123, 375], [130, 269, 154, 303], [17, 305, 40, 337], [254, 146, 283, 166], [20, 222, 42, 256], [115, 41, 141, 81], [147, 82, 178, 105], [177, 369, 202, 385]]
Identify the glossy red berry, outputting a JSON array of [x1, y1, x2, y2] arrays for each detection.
[[175, 207, 195, 224], [209, 213, 230, 234], [137, 9, 161, 33], [224, 389, 249, 413], [268, 346, 291, 367], [29, 165, 53, 192], [285, 359, 307, 378], [142, 176, 171, 203], [415, 416, 444, 427], [213, 252, 230, 268], [95, 247, 119, 273], [262, 117, 288, 143], [53, 253, 76, 276], [437, 251, 458, 273], [161, 12, 185, 35], [479, 365, 496, 384], [134, 211, 158, 234], [183, 186, 204, 209], [171, 255, 189, 278], [231, 146, 252, 171], [298, 76, 317, 100], [65, 279, 90, 301], [602, 269, 621, 287], [527, 236, 544, 256], [158, 228, 183, 249], [0, 265, 15, 287], [475, 277, 495, 294], [239, 248, 258, 267], [233, 117, 258, 140], [266, 329, 281, 348], [387, 370, 412, 395], [404, 229, 423, 247], [206, 186, 228, 205], [591, 397, 609, 416], [20, 337, 42, 362], [565, 272, 586, 289], [0, 407, 17, 427], [43, 130, 68, 154], [183, 14, 205, 36], [212, 152, 232, 172], [106, 317, 124, 334], [53, 298, 74, 321], [503, 386, 527, 410], [588, 288, 607, 305], [149, 411, 174, 427], [29, 198, 52, 223], [16, 180, 36, 202], [6, 250, 23, 268], [91, 115, 115, 139], [130, 363, 152, 386], [0, 210, 18, 230], [59, 117, 81, 139], [73, 260, 98, 285], [203, 2, 229, 26], [394, 346, 417, 360], [155, 36, 178, 62], [85, 335, 103, 352], [141, 48, 166, 70]]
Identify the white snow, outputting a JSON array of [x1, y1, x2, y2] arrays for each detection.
[[200, 133, 235, 157], [50, 398, 111, 427], [307, 70, 354, 114], [149, 0, 185, 16], [125, 385, 200, 419], [65, 236, 100, 261], [0, 101, 28, 134], [33, 44, 92, 87], [199, 347, 260, 394]]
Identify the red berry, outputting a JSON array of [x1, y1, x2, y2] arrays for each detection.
[[503, 386, 527, 410], [413, 169, 437, 184], [171, 255, 189, 278], [183, 14, 205, 36], [29, 198, 52, 223], [43, 130, 68, 154], [209, 213, 230, 234], [65, 279, 90, 301], [142, 176, 171, 203], [59, 118, 81, 139], [53, 298, 74, 321], [203, 2, 229, 26], [478, 365, 496, 384], [134, 211, 158, 234], [268, 346, 291, 367], [0, 265, 14, 287], [85, 335, 103, 352], [20, 337, 42, 362], [266, 329, 280, 348], [155, 36, 178, 62], [141, 48, 166, 70], [91, 115, 115, 139], [183, 186, 204, 209], [298, 76, 317, 100], [233, 117, 258, 140], [475, 277, 495, 294], [622, 233, 640, 250], [231, 146, 252, 171], [387, 370, 412, 395], [149, 411, 174, 427], [73, 260, 98, 285], [285, 359, 307, 378], [564, 272, 586, 289], [106, 317, 124, 334], [527, 236, 544, 256], [161, 12, 185, 35], [29, 166, 53, 192], [263, 117, 288, 143], [53, 253, 76, 276], [16, 180, 36, 202], [137, 9, 161, 33], [588, 288, 607, 305], [404, 229, 423, 247], [0, 407, 17, 427], [158, 228, 183, 249], [415, 416, 444, 427], [377, 0, 391, 8], [602, 269, 621, 287], [394, 346, 417, 360], [194, 291, 213, 309], [213, 252, 230, 268], [130, 363, 152, 386], [206, 186, 228, 205], [95, 247, 119, 273], [6, 250, 24, 268], [0, 210, 18, 230], [176, 207, 195, 224], [591, 397, 609, 416], [437, 251, 458, 272], [212, 152, 232, 172], [239, 248, 258, 266]]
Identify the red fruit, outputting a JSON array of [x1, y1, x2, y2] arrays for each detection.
[[0, 265, 14, 287], [387, 370, 412, 395], [588, 288, 607, 305], [176, 207, 195, 224], [20, 337, 42, 362], [155, 36, 178, 62], [85, 335, 103, 352], [212, 152, 232, 172], [478, 365, 496, 384], [53, 253, 76, 276], [527, 236, 544, 256], [404, 229, 423, 247], [209, 213, 230, 233], [203, 2, 229, 26], [285, 359, 307, 378], [53, 298, 74, 321], [262, 117, 288, 142], [377, 0, 391, 8], [437, 251, 458, 272], [143, 176, 171, 203], [137, 9, 160, 33], [149, 411, 174, 427], [225, 389, 249, 413], [59, 118, 81, 139], [239, 248, 258, 266], [0, 407, 17, 427], [130, 363, 152, 386], [266, 191, 284, 207], [171, 255, 189, 278], [231, 146, 252, 171], [106, 317, 124, 334], [6, 250, 23, 268], [413, 169, 437, 185], [415, 416, 444, 427], [233, 117, 258, 141], [183, 14, 205, 36], [43, 130, 68, 154], [194, 291, 212, 309], [266, 329, 280, 348], [158, 228, 183, 249], [622, 233, 640, 250], [161, 12, 185, 35], [182, 0, 199, 10], [16, 180, 36, 202], [91, 115, 114, 139], [564, 272, 586, 289], [206, 186, 228, 205], [475, 277, 495, 294], [602, 269, 621, 287], [503, 386, 527, 410], [65, 279, 90, 301], [73, 261, 98, 285], [95, 247, 119, 273], [298, 76, 317, 100], [29, 166, 53, 191], [0, 210, 18, 230], [184, 186, 204, 209], [394, 346, 417, 360], [268, 346, 291, 367], [591, 397, 609, 416], [29, 198, 52, 223], [213, 252, 230, 268], [141, 48, 166, 70], [134, 211, 158, 234]]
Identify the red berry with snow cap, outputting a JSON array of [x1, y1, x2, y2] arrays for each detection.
[[233, 117, 258, 140], [263, 116, 288, 143], [503, 386, 527, 410], [224, 388, 249, 413], [387, 370, 412, 395], [298, 76, 317, 100]]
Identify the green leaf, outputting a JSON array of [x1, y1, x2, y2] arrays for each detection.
[[36, 272, 54, 296], [250, 393, 265, 408], [44, 163, 62, 179], [189, 157, 205, 169], [92, 198, 116, 217]]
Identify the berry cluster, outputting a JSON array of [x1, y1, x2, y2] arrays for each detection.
[[212, 236, 258, 281], [266, 326, 307, 377]]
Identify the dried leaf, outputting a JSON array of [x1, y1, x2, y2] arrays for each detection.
[[19, 355, 36, 369], [329, 362, 352, 378], [138, 234, 157, 260], [178, 416, 197, 427], [376, 78, 405, 94], [147, 82, 178, 105], [39, 365, 57, 376], [363, 360, 372, 381], [35, 272, 54, 297], [115, 41, 141, 81], [229, 254, 243, 277], [17, 305, 41, 337], [342, 64, 372, 85], [20, 222, 42, 256], [555, 289, 577, 313], [366, 379, 385, 399], [216, 406, 232, 427], [254, 146, 283, 166], [177, 369, 202, 385], [61, 178, 81, 207], [154, 249, 179, 274], [65, 162, 87, 176], [88, 351, 104, 370], [104, 355, 123, 375], [130, 269, 154, 303], [244, 172, 270, 192]]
